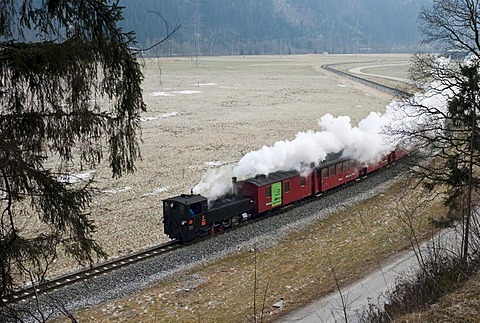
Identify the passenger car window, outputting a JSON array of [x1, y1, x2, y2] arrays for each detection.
[[266, 186, 271, 198], [336, 163, 343, 173], [322, 168, 328, 178], [329, 165, 335, 176]]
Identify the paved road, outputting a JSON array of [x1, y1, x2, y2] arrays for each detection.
[[277, 229, 462, 323], [348, 64, 413, 84]]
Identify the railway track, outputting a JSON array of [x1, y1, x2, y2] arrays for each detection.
[[1, 240, 182, 305], [2, 60, 413, 308], [322, 63, 413, 97]]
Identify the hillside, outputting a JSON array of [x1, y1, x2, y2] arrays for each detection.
[[119, 0, 431, 56]]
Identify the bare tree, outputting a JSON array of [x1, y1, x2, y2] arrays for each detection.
[[401, 0, 480, 264]]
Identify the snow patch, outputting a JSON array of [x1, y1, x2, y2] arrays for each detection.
[[58, 170, 95, 184], [151, 90, 201, 96], [172, 90, 201, 95], [141, 186, 170, 197], [205, 161, 228, 167], [194, 83, 216, 87], [140, 112, 180, 122], [151, 92, 175, 97], [103, 186, 132, 194]]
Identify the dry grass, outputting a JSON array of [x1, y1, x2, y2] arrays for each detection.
[[42, 55, 480, 323], [394, 271, 480, 323], [61, 176, 446, 322]]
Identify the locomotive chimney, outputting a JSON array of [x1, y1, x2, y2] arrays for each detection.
[[232, 177, 237, 195]]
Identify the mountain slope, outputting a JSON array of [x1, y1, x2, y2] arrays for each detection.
[[119, 0, 431, 55]]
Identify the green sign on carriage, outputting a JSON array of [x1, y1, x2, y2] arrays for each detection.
[[271, 182, 282, 207]]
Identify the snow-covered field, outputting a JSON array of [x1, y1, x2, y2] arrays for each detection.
[[53, 54, 412, 273]]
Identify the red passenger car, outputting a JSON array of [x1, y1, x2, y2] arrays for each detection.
[[316, 156, 359, 192], [393, 147, 409, 160], [362, 151, 396, 174], [237, 171, 313, 214]]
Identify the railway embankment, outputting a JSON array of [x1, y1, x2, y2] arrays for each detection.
[[31, 156, 447, 322]]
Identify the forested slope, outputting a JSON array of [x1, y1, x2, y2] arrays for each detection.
[[119, 0, 431, 55]]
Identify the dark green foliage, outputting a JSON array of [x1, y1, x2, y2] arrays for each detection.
[[0, 0, 145, 315], [415, 61, 480, 236]]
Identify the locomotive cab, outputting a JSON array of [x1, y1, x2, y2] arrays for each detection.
[[162, 194, 208, 241]]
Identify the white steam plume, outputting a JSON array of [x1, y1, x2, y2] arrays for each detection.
[[194, 78, 454, 201], [232, 110, 398, 180], [192, 165, 235, 202], [233, 129, 342, 179]]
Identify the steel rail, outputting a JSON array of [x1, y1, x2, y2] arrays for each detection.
[[1, 240, 182, 305]]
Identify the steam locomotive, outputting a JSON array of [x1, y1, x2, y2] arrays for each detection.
[[163, 147, 408, 241]]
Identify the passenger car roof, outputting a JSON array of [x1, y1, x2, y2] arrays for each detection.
[[240, 152, 353, 187], [242, 171, 299, 187]]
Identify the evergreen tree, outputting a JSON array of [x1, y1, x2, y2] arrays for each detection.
[[406, 0, 480, 262], [0, 0, 145, 319]]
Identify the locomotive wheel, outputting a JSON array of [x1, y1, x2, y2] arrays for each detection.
[[232, 216, 239, 226], [222, 217, 233, 228]]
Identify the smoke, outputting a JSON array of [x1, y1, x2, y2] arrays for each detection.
[[193, 80, 453, 201], [192, 165, 235, 202], [232, 110, 400, 180], [317, 112, 394, 164], [232, 129, 342, 179]]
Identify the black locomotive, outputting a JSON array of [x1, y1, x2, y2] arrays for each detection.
[[163, 192, 252, 241]]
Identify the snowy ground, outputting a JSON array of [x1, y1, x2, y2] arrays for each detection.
[[48, 54, 412, 275]]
